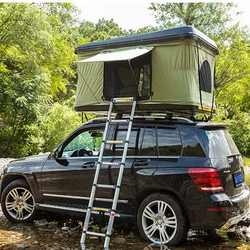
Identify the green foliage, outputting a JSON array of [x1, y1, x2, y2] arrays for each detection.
[[148, 3, 239, 36], [125, 26, 159, 36], [0, 3, 81, 157], [78, 18, 159, 42], [212, 111, 250, 157], [227, 114, 250, 157], [79, 18, 124, 42], [215, 25, 250, 119], [27, 103, 82, 155]]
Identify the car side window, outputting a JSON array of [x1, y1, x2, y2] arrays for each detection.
[[62, 128, 104, 157], [139, 127, 156, 156], [106, 125, 139, 156], [157, 127, 182, 156], [104, 125, 156, 156]]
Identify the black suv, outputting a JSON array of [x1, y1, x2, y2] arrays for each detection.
[[1, 116, 250, 245]]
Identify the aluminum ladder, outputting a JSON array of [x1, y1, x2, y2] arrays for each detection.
[[80, 97, 137, 250]]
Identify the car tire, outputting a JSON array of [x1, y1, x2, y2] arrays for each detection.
[[1, 179, 37, 223], [137, 193, 188, 245]]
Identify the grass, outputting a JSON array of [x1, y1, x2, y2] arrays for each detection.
[[243, 157, 250, 187], [245, 174, 250, 187]]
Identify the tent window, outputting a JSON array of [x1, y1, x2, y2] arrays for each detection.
[[199, 60, 212, 93], [103, 52, 152, 100]]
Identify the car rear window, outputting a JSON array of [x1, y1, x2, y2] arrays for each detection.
[[200, 128, 239, 159]]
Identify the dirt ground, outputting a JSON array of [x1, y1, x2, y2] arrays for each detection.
[[1, 209, 250, 250]]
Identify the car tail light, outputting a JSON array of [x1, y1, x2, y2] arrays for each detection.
[[188, 168, 224, 192]]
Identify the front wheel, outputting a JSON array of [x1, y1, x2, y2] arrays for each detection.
[[1, 179, 37, 223], [137, 193, 188, 245]]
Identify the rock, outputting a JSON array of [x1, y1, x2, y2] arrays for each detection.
[[61, 222, 70, 231], [0, 158, 14, 171], [35, 219, 48, 227], [244, 226, 250, 241], [186, 230, 204, 244], [69, 225, 80, 232], [16, 243, 29, 249], [54, 229, 61, 235], [112, 237, 126, 245], [227, 228, 245, 240], [62, 226, 70, 231]]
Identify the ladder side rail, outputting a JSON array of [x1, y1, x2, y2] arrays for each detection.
[[104, 99, 137, 249], [81, 101, 114, 248]]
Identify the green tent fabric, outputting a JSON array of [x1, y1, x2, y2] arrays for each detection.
[[74, 27, 217, 115]]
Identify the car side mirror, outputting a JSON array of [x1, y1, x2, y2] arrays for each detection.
[[51, 149, 59, 159]]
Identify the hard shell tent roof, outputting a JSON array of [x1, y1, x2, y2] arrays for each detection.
[[74, 26, 219, 115]]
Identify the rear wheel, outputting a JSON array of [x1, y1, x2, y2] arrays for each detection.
[[137, 193, 188, 245], [1, 179, 37, 223]]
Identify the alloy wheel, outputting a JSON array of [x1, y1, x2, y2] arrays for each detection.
[[5, 187, 35, 221], [142, 200, 177, 244]]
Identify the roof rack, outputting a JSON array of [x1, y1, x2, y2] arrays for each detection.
[[84, 113, 196, 125]]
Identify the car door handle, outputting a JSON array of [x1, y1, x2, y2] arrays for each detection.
[[134, 159, 150, 166], [82, 161, 95, 168]]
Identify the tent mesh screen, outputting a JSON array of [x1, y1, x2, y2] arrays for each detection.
[[199, 60, 212, 93]]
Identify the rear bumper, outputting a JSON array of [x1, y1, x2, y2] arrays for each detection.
[[188, 184, 250, 230], [220, 206, 250, 229], [220, 185, 250, 229]]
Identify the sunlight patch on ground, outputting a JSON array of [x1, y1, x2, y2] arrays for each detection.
[[0, 229, 23, 248]]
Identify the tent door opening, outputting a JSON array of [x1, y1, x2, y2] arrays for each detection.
[[103, 51, 152, 101]]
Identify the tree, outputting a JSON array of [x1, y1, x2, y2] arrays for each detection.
[[148, 3, 240, 36], [79, 19, 159, 42], [79, 18, 124, 42], [0, 3, 52, 157], [27, 103, 82, 154], [0, 3, 80, 157], [125, 25, 159, 36], [215, 24, 250, 119]]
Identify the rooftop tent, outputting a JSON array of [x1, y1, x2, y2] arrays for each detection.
[[74, 26, 219, 115]]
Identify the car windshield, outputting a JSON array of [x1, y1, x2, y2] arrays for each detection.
[[200, 128, 239, 159]]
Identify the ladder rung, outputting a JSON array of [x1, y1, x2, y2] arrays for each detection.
[[92, 208, 121, 217], [109, 119, 129, 124], [95, 184, 116, 189], [105, 140, 124, 144], [113, 97, 134, 103], [101, 161, 121, 166], [86, 231, 105, 237], [91, 209, 120, 217], [92, 207, 110, 212]]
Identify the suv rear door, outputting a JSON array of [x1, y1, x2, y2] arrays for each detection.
[[199, 125, 245, 198], [106, 124, 158, 209]]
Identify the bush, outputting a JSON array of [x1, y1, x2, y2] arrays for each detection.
[[27, 102, 83, 155], [226, 114, 250, 157]]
